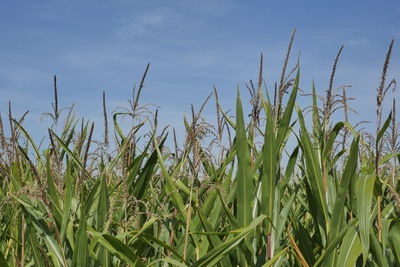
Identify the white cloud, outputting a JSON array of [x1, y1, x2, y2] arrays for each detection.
[[116, 7, 175, 38]]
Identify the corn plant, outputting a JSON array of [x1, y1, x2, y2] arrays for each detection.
[[0, 35, 400, 267]]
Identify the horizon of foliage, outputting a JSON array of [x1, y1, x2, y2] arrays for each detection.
[[0, 31, 400, 266]]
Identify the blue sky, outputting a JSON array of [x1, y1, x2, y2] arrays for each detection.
[[0, 0, 399, 142]]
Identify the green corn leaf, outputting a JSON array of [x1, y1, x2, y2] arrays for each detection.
[[376, 112, 392, 145], [218, 189, 241, 229], [313, 221, 354, 267], [297, 106, 328, 223], [131, 138, 165, 200], [235, 89, 254, 230], [276, 69, 299, 148], [273, 192, 296, 249], [97, 174, 109, 231], [13, 119, 43, 164], [72, 193, 89, 267], [262, 246, 289, 267], [370, 230, 389, 267], [112, 112, 127, 140], [323, 122, 344, 159], [357, 174, 375, 265], [336, 226, 362, 267], [328, 137, 359, 243], [26, 219, 46, 267], [60, 162, 73, 242], [154, 134, 187, 222], [261, 98, 277, 232], [138, 232, 187, 263], [192, 215, 266, 267], [378, 151, 399, 166], [217, 101, 236, 129], [281, 146, 299, 189], [389, 220, 400, 266], [45, 152, 62, 224], [128, 217, 158, 245], [21, 206, 65, 266], [311, 81, 322, 149], [196, 207, 232, 266], [51, 129, 84, 171], [93, 233, 146, 267]]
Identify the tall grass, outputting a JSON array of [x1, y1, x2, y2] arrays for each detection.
[[0, 35, 399, 267]]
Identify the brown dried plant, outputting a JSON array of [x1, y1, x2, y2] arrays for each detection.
[[276, 28, 296, 120], [101, 91, 109, 146], [375, 38, 396, 242], [323, 45, 344, 137], [183, 92, 214, 178]]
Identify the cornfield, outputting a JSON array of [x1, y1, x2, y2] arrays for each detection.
[[1, 33, 400, 267]]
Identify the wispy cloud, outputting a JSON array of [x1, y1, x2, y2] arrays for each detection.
[[116, 7, 176, 39], [345, 38, 370, 46]]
